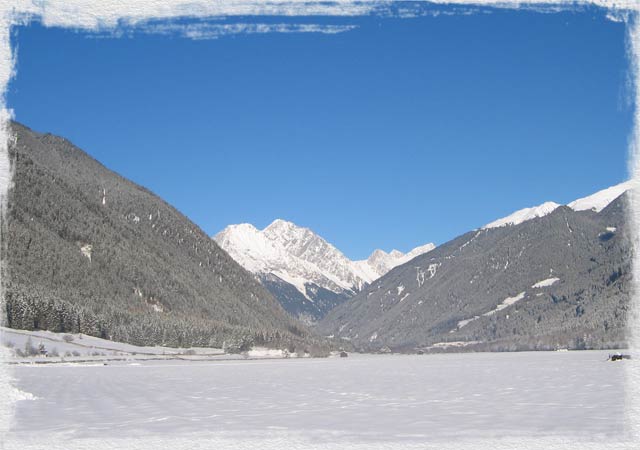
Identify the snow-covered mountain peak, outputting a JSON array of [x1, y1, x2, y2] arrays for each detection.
[[214, 223, 284, 273], [568, 181, 632, 212], [216, 220, 371, 296], [218, 222, 259, 235], [264, 218, 299, 234], [365, 249, 393, 275], [263, 219, 317, 251], [214, 219, 435, 299], [368, 249, 387, 259]]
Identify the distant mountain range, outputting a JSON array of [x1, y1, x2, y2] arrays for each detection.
[[317, 183, 632, 352], [5, 121, 633, 354], [214, 182, 632, 336], [4, 122, 324, 352], [214, 221, 434, 322]]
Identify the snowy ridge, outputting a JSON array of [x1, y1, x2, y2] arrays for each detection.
[[482, 181, 631, 230], [567, 181, 633, 212], [482, 202, 561, 229], [214, 220, 434, 298]]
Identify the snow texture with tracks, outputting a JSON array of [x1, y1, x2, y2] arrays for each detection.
[[3, 350, 633, 449]]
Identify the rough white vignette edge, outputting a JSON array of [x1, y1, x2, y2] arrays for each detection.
[[0, 1, 639, 449], [626, 14, 640, 446]]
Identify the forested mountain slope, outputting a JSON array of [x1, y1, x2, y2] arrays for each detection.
[[3, 122, 316, 351], [318, 193, 632, 352]]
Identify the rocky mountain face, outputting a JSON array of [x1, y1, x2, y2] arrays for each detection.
[[3, 122, 322, 352], [318, 184, 632, 352], [214, 221, 434, 323]]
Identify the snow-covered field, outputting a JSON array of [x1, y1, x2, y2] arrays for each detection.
[[1, 327, 225, 358], [2, 349, 634, 449], [0, 327, 299, 363]]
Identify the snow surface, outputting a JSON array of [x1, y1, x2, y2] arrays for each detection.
[[246, 347, 294, 358], [531, 278, 560, 289], [214, 219, 434, 298], [3, 351, 629, 448]]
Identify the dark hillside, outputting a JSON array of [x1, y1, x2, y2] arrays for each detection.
[[3, 122, 318, 351], [319, 196, 631, 352]]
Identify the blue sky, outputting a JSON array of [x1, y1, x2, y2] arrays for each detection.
[[8, 7, 633, 260]]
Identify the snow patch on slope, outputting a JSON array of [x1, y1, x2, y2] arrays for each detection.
[[531, 278, 559, 289], [485, 292, 527, 316], [456, 292, 527, 330], [457, 316, 480, 329], [271, 271, 313, 301], [79, 243, 92, 261]]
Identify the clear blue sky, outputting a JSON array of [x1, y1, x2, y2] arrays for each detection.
[[8, 7, 633, 260]]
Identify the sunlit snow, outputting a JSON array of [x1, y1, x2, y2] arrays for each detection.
[[457, 292, 528, 329], [481, 181, 631, 230], [531, 278, 560, 289], [3, 351, 628, 448], [484, 292, 526, 315], [482, 202, 560, 229], [567, 181, 632, 212]]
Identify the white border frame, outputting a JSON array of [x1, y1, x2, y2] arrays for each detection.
[[1, 1, 639, 448]]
